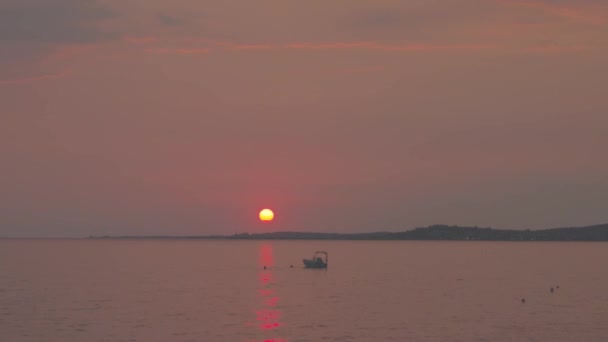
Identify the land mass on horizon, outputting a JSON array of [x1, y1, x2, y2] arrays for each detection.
[[91, 224, 608, 241]]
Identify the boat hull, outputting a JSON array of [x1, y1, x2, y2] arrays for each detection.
[[303, 258, 327, 269]]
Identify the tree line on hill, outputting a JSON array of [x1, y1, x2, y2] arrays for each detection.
[[91, 223, 608, 241]]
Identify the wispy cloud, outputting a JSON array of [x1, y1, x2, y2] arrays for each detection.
[[499, 0, 608, 25], [339, 66, 385, 74], [0, 0, 117, 76], [124, 35, 158, 44], [146, 47, 210, 55], [136, 39, 499, 55], [284, 42, 497, 51], [157, 14, 181, 26], [0, 0, 116, 45], [0, 69, 71, 85], [229, 44, 275, 51], [524, 45, 586, 53], [135, 37, 591, 56]]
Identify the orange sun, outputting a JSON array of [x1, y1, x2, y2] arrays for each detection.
[[259, 209, 274, 222]]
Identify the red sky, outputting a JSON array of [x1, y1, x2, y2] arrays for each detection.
[[1, 0, 607, 237]]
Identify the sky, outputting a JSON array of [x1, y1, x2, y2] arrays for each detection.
[[1, 0, 607, 237]]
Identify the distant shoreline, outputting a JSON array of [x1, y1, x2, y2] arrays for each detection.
[[88, 224, 608, 242]]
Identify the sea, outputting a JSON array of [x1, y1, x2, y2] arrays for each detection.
[[1, 239, 607, 342]]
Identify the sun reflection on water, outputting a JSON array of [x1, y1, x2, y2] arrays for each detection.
[[247, 243, 286, 342]]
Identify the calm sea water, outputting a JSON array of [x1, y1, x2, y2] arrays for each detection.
[[1, 239, 607, 342]]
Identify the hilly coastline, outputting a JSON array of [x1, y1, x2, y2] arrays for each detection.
[[91, 223, 608, 241]]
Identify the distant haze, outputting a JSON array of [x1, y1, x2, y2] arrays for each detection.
[[1, 0, 607, 237]]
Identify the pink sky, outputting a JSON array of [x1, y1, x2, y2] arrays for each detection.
[[1, 0, 607, 237]]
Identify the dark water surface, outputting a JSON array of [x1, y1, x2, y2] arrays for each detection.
[[1, 240, 607, 341]]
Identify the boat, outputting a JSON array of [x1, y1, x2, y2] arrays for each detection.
[[303, 251, 328, 269]]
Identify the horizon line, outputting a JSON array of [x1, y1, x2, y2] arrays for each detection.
[[2, 222, 606, 240]]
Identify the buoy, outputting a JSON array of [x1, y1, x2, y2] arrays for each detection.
[[264, 266, 266, 270], [550, 287, 554, 293], [521, 298, 526, 303]]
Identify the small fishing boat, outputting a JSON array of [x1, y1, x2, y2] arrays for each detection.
[[303, 251, 328, 269]]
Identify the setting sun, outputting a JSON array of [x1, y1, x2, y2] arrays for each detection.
[[259, 209, 274, 222]]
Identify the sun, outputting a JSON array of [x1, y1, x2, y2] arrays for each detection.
[[259, 209, 274, 222]]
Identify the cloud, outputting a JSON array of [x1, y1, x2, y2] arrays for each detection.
[[138, 39, 499, 55], [137, 37, 588, 56], [0, 0, 116, 45], [228, 44, 275, 51], [146, 47, 210, 55], [343, 2, 500, 42], [524, 45, 585, 53], [351, 9, 405, 29], [124, 36, 158, 44], [499, 0, 608, 25], [0, 0, 117, 80], [339, 66, 385, 74], [284, 42, 497, 51], [0, 69, 71, 85], [158, 14, 181, 26]]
